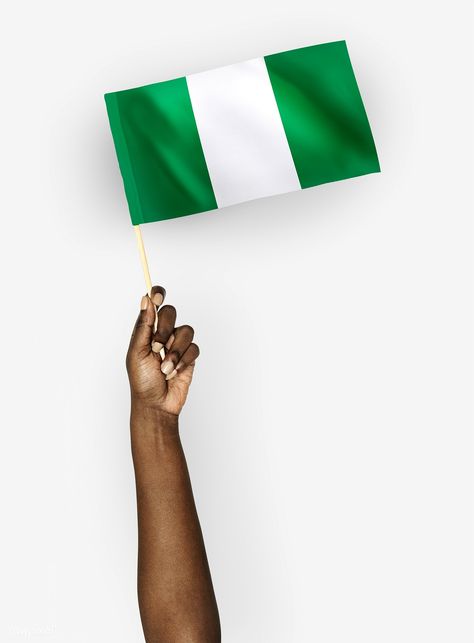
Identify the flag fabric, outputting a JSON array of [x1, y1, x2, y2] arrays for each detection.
[[105, 40, 379, 225]]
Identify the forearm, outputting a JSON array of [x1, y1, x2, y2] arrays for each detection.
[[131, 401, 220, 643]]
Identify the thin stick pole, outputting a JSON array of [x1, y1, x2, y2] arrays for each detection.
[[134, 225, 152, 295]]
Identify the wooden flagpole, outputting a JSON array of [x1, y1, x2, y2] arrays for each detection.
[[134, 225, 152, 295], [134, 225, 161, 347]]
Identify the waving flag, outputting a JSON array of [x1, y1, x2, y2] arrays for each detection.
[[105, 40, 379, 225]]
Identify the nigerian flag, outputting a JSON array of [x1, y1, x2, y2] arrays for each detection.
[[105, 40, 379, 225]]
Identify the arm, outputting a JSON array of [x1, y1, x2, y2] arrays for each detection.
[[126, 286, 220, 643]]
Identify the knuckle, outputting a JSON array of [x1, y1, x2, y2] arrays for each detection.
[[160, 304, 176, 316], [181, 324, 194, 338], [153, 330, 169, 343]]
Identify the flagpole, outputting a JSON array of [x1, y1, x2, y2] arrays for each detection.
[[134, 225, 161, 346], [134, 225, 152, 295]]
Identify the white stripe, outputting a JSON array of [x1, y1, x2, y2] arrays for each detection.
[[186, 58, 300, 209]]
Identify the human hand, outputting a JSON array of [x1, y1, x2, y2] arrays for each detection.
[[126, 286, 200, 417]]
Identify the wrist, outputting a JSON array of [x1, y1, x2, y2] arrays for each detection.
[[130, 399, 182, 485], [131, 398, 179, 433]]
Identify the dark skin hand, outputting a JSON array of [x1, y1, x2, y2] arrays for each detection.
[[127, 285, 221, 643]]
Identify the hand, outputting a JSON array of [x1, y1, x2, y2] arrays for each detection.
[[126, 286, 200, 417]]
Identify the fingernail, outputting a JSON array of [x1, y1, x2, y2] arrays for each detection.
[[140, 296, 148, 311], [175, 361, 184, 371], [165, 369, 178, 381], [151, 341, 163, 353], [152, 293, 164, 307], [165, 334, 175, 350], [161, 361, 174, 376]]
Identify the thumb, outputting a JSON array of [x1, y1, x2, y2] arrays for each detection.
[[128, 295, 156, 356]]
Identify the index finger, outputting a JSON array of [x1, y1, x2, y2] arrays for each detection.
[[150, 285, 166, 308]]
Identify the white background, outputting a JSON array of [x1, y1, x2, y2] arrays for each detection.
[[0, 1, 472, 641]]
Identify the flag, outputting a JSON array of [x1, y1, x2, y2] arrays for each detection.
[[105, 40, 379, 225]]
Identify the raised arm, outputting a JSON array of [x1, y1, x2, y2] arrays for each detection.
[[126, 285, 220, 643]]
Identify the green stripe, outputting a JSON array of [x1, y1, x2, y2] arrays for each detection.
[[105, 92, 143, 223], [264, 41, 380, 190], [105, 77, 217, 224]]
